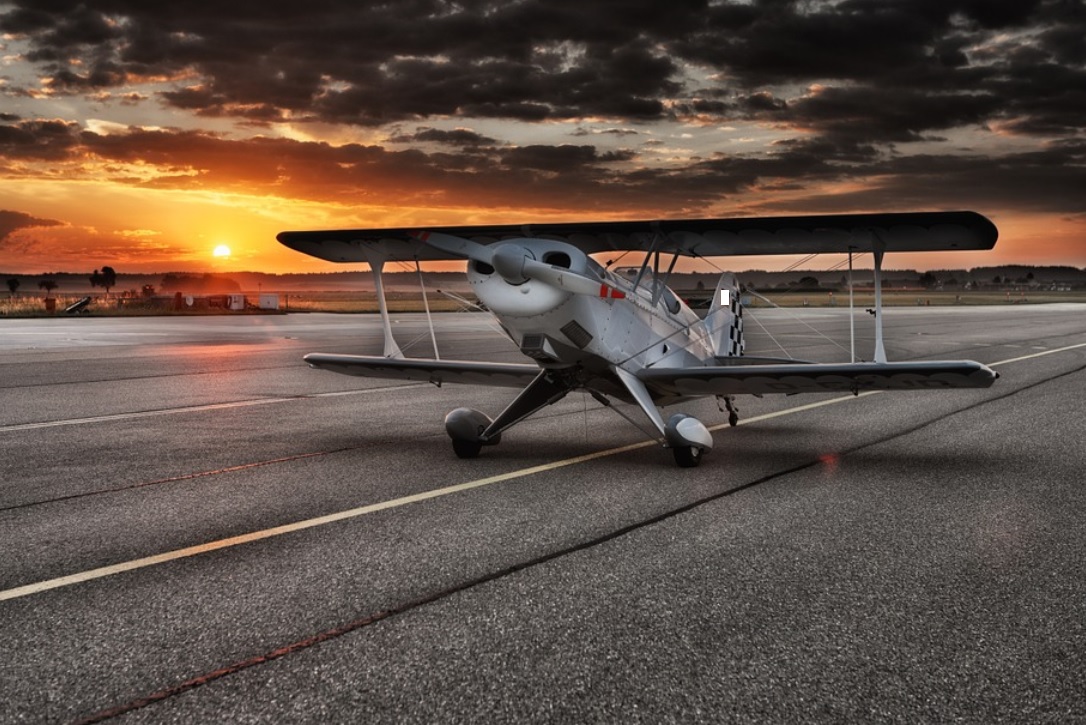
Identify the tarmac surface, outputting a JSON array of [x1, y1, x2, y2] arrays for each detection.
[[1, 305, 1085, 723]]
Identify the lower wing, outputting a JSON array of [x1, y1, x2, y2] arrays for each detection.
[[304, 353, 541, 388], [638, 360, 998, 396]]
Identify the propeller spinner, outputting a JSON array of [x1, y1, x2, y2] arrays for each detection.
[[412, 230, 624, 299]]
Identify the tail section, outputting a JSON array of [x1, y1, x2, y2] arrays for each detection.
[[705, 273, 744, 358]]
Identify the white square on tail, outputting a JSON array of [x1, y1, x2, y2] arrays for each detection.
[[720, 289, 730, 306]]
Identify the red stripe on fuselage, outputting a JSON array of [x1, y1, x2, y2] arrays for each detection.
[[599, 285, 625, 299]]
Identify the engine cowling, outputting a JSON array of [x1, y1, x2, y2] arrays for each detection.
[[467, 239, 590, 318]]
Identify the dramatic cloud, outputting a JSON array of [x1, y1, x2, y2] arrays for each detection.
[[1, 0, 1075, 131], [2, 118, 1080, 221], [0, 0, 1082, 271]]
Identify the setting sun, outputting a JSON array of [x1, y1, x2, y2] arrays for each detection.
[[212, 244, 232, 258]]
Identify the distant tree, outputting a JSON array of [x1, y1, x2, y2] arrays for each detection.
[[141, 284, 155, 298], [992, 275, 1002, 284], [918, 271, 939, 288], [797, 275, 820, 289], [6, 278, 18, 298], [38, 279, 58, 297], [90, 266, 117, 296], [1026, 271, 1035, 282]]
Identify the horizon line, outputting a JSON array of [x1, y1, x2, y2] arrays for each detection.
[[3, 263, 1085, 278]]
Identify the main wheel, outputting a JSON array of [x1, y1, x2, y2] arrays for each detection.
[[672, 445, 703, 468], [728, 411, 739, 427], [452, 438, 483, 459]]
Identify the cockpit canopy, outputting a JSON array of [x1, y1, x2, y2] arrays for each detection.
[[612, 267, 682, 313]]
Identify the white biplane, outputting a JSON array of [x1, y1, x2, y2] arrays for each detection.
[[279, 212, 998, 467]]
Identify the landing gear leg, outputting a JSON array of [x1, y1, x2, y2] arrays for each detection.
[[444, 371, 571, 460], [723, 396, 739, 427]]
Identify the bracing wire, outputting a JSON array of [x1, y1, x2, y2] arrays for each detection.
[[741, 297, 791, 358], [782, 253, 819, 273], [692, 252, 856, 361], [744, 288, 858, 360]]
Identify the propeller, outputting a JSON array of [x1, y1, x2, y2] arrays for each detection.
[[412, 231, 625, 299], [408, 230, 495, 264], [522, 257, 625, 298], [493, 244, 625, 298]]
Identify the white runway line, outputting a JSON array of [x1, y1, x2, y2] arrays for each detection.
[[988, 341, 1086, 366], [0, 384, 424, 433], [1, 342, 1083, 602]]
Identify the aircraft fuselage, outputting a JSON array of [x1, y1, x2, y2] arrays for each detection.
[[467, 239, 714, 387]]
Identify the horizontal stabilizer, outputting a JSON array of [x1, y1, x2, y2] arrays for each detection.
[[304, 353, 541, 388], [638, 360, 998, 396]]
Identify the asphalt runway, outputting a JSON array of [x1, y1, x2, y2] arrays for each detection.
[[1, 305, 1085, 722]]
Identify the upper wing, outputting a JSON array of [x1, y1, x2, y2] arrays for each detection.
[[278, 210, 996, 262], [638, 360, 998, 396], [304, 353, 541, 388]]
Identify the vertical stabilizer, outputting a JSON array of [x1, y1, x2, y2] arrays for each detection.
[[705, 273, 744, 358]]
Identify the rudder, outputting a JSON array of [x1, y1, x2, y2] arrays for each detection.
[[705, 273, 744, 358]]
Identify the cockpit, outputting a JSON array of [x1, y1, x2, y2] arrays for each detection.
[[612, 267, 682, 313]]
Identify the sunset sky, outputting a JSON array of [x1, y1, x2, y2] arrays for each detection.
[[1, 0, 1083, 275]]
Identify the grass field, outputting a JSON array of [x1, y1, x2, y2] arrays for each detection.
[[734, 289, 1082, 309], [1, 288, 1082, 317]]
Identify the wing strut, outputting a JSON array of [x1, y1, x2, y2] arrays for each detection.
[[848, 248, 856, 363], [872, 237, 887, 364], [415, 258, 440, 360], [612, 365, 667, 442], [631, 233, 661, 293], [370, 258, 403, 359], [652, 251, 681, 307]]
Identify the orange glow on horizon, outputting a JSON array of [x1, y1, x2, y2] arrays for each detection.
[[2, 178, 1083, 276]]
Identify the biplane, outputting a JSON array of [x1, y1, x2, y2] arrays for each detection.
[[279, 212, 998, 466]]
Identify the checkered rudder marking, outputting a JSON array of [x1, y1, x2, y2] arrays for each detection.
[[727, 290, 745, 357]]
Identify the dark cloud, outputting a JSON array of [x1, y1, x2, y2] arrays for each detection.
[[0, 1, 1083, 221], [570, 127, 642, 138], [762, 143, 1086, 217], [499, 145, 636, 172], [387, 127, 499, 147], [784, 86, 1004, 144], [1, 0, 1081, 142], [0, 209, 63, 245], [0, 119, 82, 160], [1, 1, 686, 122]]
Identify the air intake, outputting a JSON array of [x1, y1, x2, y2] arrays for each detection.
[[521, 334, 559, 361], [560, 320, 593, 349]]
